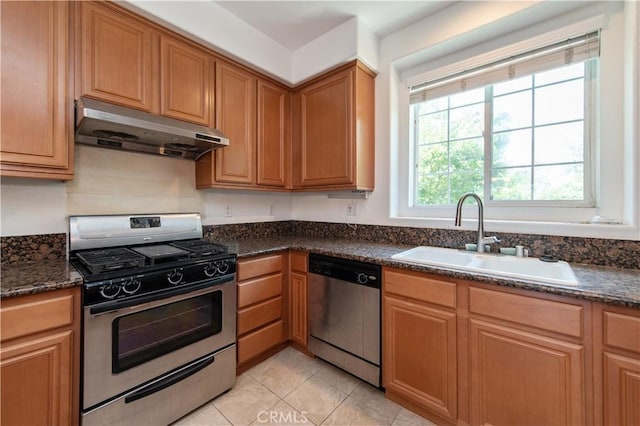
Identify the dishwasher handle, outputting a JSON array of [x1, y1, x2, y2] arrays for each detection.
[[308, 253, 381, 288]]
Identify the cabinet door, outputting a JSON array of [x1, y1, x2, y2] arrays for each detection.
[[81, 2, 155, 111], [296, 68, 354, 187], [383, 295, 457, 421], [290, 271, 308, 346], [160, 36, 211, 126], [469, 319, 585, 425], [1, 331, 73, 426], [257, 80, 290, 187], [214, 62, 256, 184], [0, 1, 72, 178], [603, 352, 640, 425]]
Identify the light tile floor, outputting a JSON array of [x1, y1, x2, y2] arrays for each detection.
[[173, 347, 437, 426]]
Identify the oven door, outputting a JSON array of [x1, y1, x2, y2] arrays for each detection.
[[82, 276, 236, 411]]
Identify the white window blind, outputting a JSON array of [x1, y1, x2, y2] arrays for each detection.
[[410, 31, 600, 104]]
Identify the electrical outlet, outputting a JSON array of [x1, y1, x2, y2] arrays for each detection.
[[224, 205, 232, 217], [346, 202, 357, 217]]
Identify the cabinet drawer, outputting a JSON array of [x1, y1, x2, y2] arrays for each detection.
[[237, 320, 284, 363], [603, 311, 640, 353], [238, 274, 283, 308], [469, 287, 583, 338], [290, 251, 307, 273], [238, 297, 282, 336], [237, 254, 283, 281], [384, 269, 456, 308], [1, 291, 75, 342]]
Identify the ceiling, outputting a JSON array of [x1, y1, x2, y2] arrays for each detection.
[[214, 1, 454, 50]]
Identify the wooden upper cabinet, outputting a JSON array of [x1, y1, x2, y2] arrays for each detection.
[[0, 1, 73, 180], [80, 1, 156, 112], [257, 80, 291, 188], [213, 61, 256, 184], [160, 35, 212, 126], [293, 60, 375, 191]]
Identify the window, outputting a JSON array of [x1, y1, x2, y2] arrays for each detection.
[[409, 32, 598, 208]]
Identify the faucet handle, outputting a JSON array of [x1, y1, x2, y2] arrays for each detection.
[[482, 236, 501, 244]]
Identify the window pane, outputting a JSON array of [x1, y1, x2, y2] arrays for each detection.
[[449, 88, 484, 108], [451, 172, 484, 202], [417, 173, 449, 205], [418, 110, 448, 143], [418, 143, 448, 174], [534, 122, 583, 165], [419, 96, 448, 114], [535, 63, 584, 86], [493, 90, 532, 131], [492, 129, 532, 168], [493, 75, 532, 96], [450, 137, 483, 172], [491, 167, 531, 200], [534, 164, 583, 200], [450, 104, 483, 140], [535, 79, 584, 126]]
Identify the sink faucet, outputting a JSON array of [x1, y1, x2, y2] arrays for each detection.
[[454, 193, 500, 253]]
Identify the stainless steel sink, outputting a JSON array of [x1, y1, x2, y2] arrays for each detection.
[[391, 246, 578, 285]]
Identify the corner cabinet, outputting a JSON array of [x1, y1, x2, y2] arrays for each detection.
[[292, 60, 376, 191], [1, 288, 81, 426], [0, 1, 74, 180], [196, 61, 291, 190]]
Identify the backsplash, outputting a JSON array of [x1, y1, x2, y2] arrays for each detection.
[[1, 233, 66, 264], [2, 221, 639, 269]]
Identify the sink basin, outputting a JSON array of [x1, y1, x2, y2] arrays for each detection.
[[391, 246, 578, 285]]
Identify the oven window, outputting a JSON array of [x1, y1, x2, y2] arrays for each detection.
[[112, 291, 222, 373]]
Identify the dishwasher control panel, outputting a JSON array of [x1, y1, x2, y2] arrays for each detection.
[[308, 253, 381, 288]]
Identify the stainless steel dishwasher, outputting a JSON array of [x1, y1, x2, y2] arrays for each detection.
[[308, 253, 381, 387]]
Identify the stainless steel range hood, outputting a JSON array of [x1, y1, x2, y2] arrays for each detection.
[[75, 97, 229, 160]]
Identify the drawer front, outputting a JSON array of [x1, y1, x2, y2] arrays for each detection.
[[290, 251, 307, 273], [469, 287, 583, 338], [238, 320, 284, 363], [384, 269, 456, 308], [1, 292, 75, 341], [237, 254, 283, 281], [238, 297, 282, 336], [238, 274, 283, 308], [604, 311, 640, 353]]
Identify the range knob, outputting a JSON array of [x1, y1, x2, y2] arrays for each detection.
[[99, 281, 121, 299], [204, 262, 217, 277], [216, 260, 230, 275], [122, 278, 142, 295], [167, 269, 184, 285]]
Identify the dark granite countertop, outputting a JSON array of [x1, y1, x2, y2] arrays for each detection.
[[2, 237, 638, 308], [223, 236, 640, 309], [1, 259, 83, 299]]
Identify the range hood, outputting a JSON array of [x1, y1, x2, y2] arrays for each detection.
[[75, 97, 229, 160]]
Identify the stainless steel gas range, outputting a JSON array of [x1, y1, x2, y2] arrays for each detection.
[[69, 213, 236, 425]]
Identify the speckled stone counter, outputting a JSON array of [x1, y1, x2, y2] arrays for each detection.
[[1, 259, 83, 299], [222, 236, 640, 308]]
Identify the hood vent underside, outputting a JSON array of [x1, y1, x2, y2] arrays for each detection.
[[75, 97, 229, 160]]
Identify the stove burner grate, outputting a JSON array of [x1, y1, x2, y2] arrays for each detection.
[[76, 247, 146, 274], [170, 240, 228, 257]]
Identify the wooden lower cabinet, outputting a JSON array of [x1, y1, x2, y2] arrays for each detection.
[[289, 251, 308, 347], [594, 303, 640, 426], [382, 268, 457, 424], [236, 253, 287, 369], [469, 319, 586, 425], [0, 287, 80, 426]]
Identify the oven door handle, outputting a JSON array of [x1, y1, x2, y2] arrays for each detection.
[[89, 275, 233, 315], [124, 353, 216, 405]]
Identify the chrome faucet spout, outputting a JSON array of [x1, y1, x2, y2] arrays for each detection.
[[454, 192, 497, 253]]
